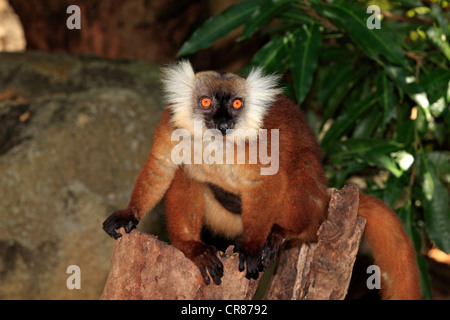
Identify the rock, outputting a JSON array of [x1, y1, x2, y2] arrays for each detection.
[[0, 51, 165, 299]]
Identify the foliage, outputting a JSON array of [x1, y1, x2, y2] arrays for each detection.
[[178, 0, 450, 299]]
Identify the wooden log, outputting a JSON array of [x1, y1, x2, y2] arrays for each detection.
[[100, 230, 260, 300], [264, 185, 366, 300]]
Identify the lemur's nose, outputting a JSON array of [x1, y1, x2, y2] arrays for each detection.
[[217, 122, 229, 135]]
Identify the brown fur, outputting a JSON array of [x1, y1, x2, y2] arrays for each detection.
[[161, 95, 329, 251], [358, 193, 422, 299], [105, 76, 421, 299]]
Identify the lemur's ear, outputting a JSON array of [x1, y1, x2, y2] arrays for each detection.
[[235, 67, 281, 133], [161, 60, 196, 130], [161, 60, 195, 106]]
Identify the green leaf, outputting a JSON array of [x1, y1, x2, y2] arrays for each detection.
[[352, 107, 382, 138], [420, 69, 450, 119], [416, 251, 433, 300], [326, 139, 404, 169], [278, 6, 315, 25], [366, 152, 404, 177], [317, 62, 353, 110], [328, 139, 404, 157], [322, 1, 410, 69], [238, 0, 290, 41], [383, 174, 405, 208], [383, 65, 430, 109], [420, 69, 450, 105], [431, 5, 449, 37], [397, 201, 433, 300], [315, 60, 371, 123], [426, 151, 450, 177], [395, 0, 424, 7], [393, 118, 415, 146], [333, 161, 368, 188], [242, 31, 295, 74], [291, 24, 321, 105], [178, 0, 262, 56], [375, 70, 394, 130], [427, 27, 450, 61], [319, 46, 351, 63], [420, 151, 450, 253], [322, 64, 371, 122], [306, 109, 319, 138], [321, 96, 377, 147]]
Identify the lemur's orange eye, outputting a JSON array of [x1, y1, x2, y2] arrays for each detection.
[[233, 99, 242, 109], [201, 97, 211, 108]]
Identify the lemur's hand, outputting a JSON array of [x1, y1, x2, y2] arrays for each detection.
[[103, 209, 139, 239]]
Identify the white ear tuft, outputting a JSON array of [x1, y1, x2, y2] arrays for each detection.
[[161, 60, 195, 105], [161, 60, 196, 129], [240, 67, 281, 134]]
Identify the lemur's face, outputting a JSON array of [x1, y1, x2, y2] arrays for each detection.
[[161, 61, 281, 141], [192, 70, 246, 135]]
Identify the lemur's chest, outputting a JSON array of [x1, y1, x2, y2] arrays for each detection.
[[179, 137, 258, 193], [183, 160, 246, 217], [183, 162, 242, 192]]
